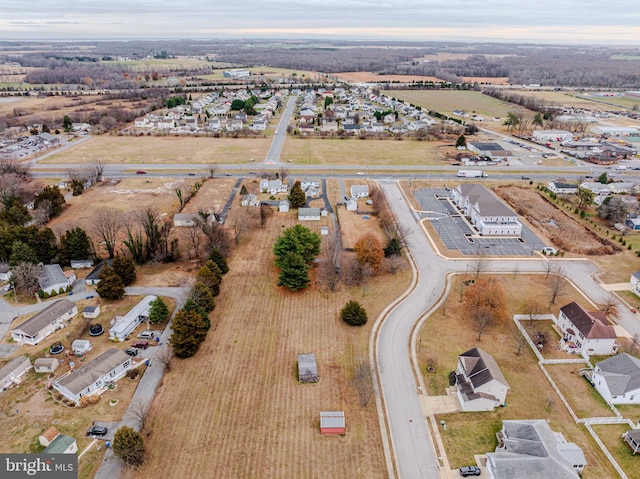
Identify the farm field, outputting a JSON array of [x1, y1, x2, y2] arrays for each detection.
[[40, 135, 271, 164], [200, 66, 320, 81], [418, 274, 618, 478], [335, 72, 443, 83], [135, 208, 412, 479], [281, 137, 443, 166], [383, 90, 527, 120], [513, 90, 628, 111]]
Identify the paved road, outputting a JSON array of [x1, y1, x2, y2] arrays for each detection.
[[264, 96, 297, 164], [376, 181, 640, 478]]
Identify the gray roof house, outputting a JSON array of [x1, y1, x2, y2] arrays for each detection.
[[53, 348, 132, 405], [350, 184, 369, 198], [43, 434, 77, 454], [0, 356, 32, 391], [486, 419, 585, 479], [452, 184, 522, 236], [592, 353, 640, 404], [298, 207, 321, 221], [297, 353, 319, 383], [11, 299, 78, 346], [38, 264, 71, 295], [456, 347, 509, 411]]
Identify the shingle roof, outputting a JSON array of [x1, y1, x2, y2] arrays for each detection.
[[0, 356, 31, 380], [86, 260, 112, 281], [457, 184, 516, 217], [12, 299, 76, 337], [55, 348, 130, 395], [560, 302, 616, 339], [38, 264, 67, 290], [459, 347, 509, 389], [594, 353, 640, 395]]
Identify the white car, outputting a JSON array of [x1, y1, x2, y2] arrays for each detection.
[[357, 172, 365, 175]]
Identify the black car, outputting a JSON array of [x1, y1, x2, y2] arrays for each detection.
[[87, 425, 108, 436], [459, 465, 481, 476], [49, 342, 64, 355], [124, 348, 139, 357], [521, 176, 531, 180], [89, 324, 104, 336]]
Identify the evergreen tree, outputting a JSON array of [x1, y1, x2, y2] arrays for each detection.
[[340, 300, 368, 326], [169, 309, 209, 358], [62, 115, 73, 132], [9, 240, 38, 267], [455, 135, 466, 148], [239, 184, 248, 196], [277, 252, 310, 291], [208, 248, 229, 274], [189, 281, 216, 313], [273, 224, 321, 267], [113, 426, 145, 467], [34, 185, 65, 218], [384, 237, 402, 257], [111, 256, 137, 286], [96, 265, 125, 300], [287, 181, 307, 208], [196, 263, 221, 297], [58, 227, 93, 266], [180, 298, 209, 327], [148, 297, 169, 324]]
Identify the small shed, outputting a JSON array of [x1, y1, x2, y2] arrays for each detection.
[[298, 353, 319, 383], [346, 199, 358, 211], [83, 305, 101, 319], [34, 358, 59, 374], [43, 434, 77, 454], [320, 226, 329, 236], [320, 411, 345, 435], [279, 199, 290, 213], [39, 426, 60, 446], [70, 259, 94, 269], [72, 339, 92, 355]]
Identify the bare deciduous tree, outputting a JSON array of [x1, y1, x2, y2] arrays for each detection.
[[351, 357, 374, 406], [126, 399, 149, 431], [597, 294, 621, 321], [182, 222, 205, 260], [12, 262, 41, 295], [154, 347, 173, 372], [522, 297, 545, 327], [259, 203, 273, 228], [384, 254, 406, 275], [470, 252, 488, 279], [515, 333, 528, 356], [319, 235, 341, 292], [207, 164, 218, 178], [548, 269, 567, 306], [92, 208, 123, 259]]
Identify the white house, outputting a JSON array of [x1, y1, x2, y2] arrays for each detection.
[[11, 299, 78, 345], [532, 130, 574, 142], [547, 181, 579, 195], [579, 182, 611, 195], [259, 179, 287, 195], [0, 262, 10, 282], [70, 259, 94, 269], [109, 295, 156, 341], [298, 208, 321, 221], [591, 353, 640, 404], [556, 301, 618, 356], [455, 347, 509, 411], [71, 339, 92, 355], [53, 348, 132, 405], [350, 184, 369, 198], [0, 356, 32, 391], [452, 184, 522, 236], [241, 193, 259, 207], [38, 264, 73, 295], [34, 358, 59, 374], [486, 419, 585, 479]]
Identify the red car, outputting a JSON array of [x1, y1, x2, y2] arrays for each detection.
[[132, 340, 149, 349], [136, 170, 147, 175]]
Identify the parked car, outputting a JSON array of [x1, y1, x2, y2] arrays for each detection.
[[136, 170, 147, 175], [49, 342, 64, 355], [87, 425, 108, 436], [137, 330, 155, 340], [521, 176, 531, 180], [132, 340, 149, 349], [188, 172, 196, 176], [124, 348, 139, 357], [357, 171, 365, 175], [89, 324, 104, 336], [459, 465, 481, 476]]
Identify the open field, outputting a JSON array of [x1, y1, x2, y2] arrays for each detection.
[[335, 72, 443, 83], [513, 90, 628, 111], [100, 57, 211, 70], [591, 425, 640, 479], [41, 135, 271, 165], [0, 293, 175, 479], [383, 90, 528, 119], [180, 177, 238, 214], [462, 77, 510, 85], [281, 137, 444, 166], [200, 66, 320, 81], [419, 274, 618, 477], [336, 193, 386, 250], [134, 205, 411, 479]]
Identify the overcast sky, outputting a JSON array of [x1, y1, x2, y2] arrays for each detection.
[[1, 0, 639, 45]]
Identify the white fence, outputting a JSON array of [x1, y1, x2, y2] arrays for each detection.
[[584, 423, 628, 479]]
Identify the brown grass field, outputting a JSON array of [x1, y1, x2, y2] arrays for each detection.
[[418, 274, 618, 478], [335, 72, 444, 83], [591, 425, 640, 479], [40, 135, 272, 165], [133, 209, 412, 479]]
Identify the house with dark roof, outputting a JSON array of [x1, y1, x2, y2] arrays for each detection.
[[455, 347, 509, 411], [53, 348, 132, 405], [11, 299, 78, 345], [591, 353, 640, 404], [467, 142, 514, 161], [85, 259, 112, 286], [486, 419, 585, 479], [547, 181, 579, 195], [623, 429, 640, 455], [556, 302, 618, 356], [452, 184, 522, 236]]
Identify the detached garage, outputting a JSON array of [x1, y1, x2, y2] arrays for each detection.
[[320, 411, 345, 435], [297, 353, 318, 383]]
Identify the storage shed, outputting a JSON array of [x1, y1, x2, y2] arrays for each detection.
[[34, 358, 59, 374], [72, 339, 92, 355], [298, 353, 319, 383], [83, 305, 101, 319], [320, 411, 345, 435]]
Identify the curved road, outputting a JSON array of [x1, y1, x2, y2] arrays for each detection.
[[377, 181, 640, 478]]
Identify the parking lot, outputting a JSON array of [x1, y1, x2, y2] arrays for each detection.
[[413, 188, 547, 256]]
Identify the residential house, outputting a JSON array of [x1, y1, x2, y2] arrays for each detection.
[[43, 434, 77, 454], [298, 208, 321, 221], [38, 264, 73, 295], [609, 182, 635, 194], [0, 262, 10, 281], [85, 259, 112, 286], [626, 218, 640, 231], [109, 295, 156, 341], [0, 356, 32, 391], [547, 181, 579, 195], [227, 119, 243, 131], [82, 305, 100, 319], [579, 182, 611, 195], [632, 271, 640, 295], [452, 184, 522, 236], [241, 193, 259, 207], [11, 299, 78, 345], [251, 119, 267, 131], [70, 259, 93, 269], [591, 353, 640, 404], [173, 213, 200, 227], [259, 179, 287, 195], [556, 301, 618, 355], [622, 429, 640, 455], [350, 185, 369, 198], [53, 348, 132, 405], [486, 419, 585, 479], [207, 117, 222, 130], [455, 347, 509, 411], [34, 358, 58, 374]]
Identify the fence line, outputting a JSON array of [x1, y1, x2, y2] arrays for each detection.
[[584, 423, 628, 479]]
